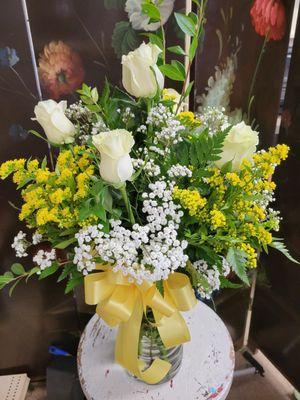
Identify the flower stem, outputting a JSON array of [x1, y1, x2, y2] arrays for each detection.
[[247, 33, 269, 122], [120, 185, 135, 225]]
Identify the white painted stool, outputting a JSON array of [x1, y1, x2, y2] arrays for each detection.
[[77, 302, 235, 400]]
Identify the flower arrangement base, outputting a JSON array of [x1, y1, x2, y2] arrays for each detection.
[[78, 302, 235, 400]]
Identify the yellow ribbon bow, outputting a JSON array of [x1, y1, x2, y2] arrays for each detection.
[[84, 264, 197, 384]]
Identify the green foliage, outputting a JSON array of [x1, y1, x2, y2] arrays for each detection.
[[0, 265, 40, 294], [174, 12, 197, 37], [167, 45, 186, 56], [39, 262, 59, 279], [226, 248, 249, 285], [159, 61, 186, 81], [112, 21, 140, 58], [141, 2, 161, 21], [11, 263, 25, 275], [220, 277, 243, 289], [143, 33, 163, 50], [269, 239, 299, 264], [65, 275, 83, 294], [170, 127, 229, 178]]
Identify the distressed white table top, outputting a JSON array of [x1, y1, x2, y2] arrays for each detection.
[[77, 302, 235, 400]]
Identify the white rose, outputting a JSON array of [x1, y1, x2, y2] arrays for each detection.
[[93, 129, 135, 184], [126, 0, 175, 31], [122, 42, 164, 98], [33, 100, 75, 145], [216, 122, 259, 170]]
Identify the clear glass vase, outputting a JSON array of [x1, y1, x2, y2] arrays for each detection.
[[128, 315, 183, 385]]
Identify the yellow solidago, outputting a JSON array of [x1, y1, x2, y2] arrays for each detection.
[[240, 243, 257, 268], [226, 172, 241, 186], [210, 209, 226, 230], [35, 168, 51, 184], [178, 111, 202, 128], [173, 187, 207, 217]]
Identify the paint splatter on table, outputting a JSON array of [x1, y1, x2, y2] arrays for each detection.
[[77, 302, 234, 400]]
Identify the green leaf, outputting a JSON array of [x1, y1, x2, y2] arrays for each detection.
[[189, 35, 199, 60], [9, 279, 21, 297], [112, 21, 140, 58], [269, 241, 300, 264], [167, 45, 186, 56], [159, 64, 185, 81], [156, 280, 164, 297], [54, 237, 77, 249], [28, 130, 48, 142], [221, 160, 233, 173], [143, 33, 163, 50], [4, 271, 14, 278], [39, 262, 59, 279], [184, 81, 194, 99], [226, 248, 250, 285], [26, 267, 40, 282], [104, 0, 126, 9], [11, 263, 25, 276], [65, 276, 83, 294], [220, 277, 243, 289], [57, 263, 75, 282], [0, 275, 14, 284], [141, 3, 160, 21], [171, 60, 186, 79], [91, 87, 99, 103], [188, 11, 199, 26], [174, 12, 197, 37]]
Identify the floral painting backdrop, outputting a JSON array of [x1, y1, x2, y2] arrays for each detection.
[[0, 0, 299, 387]]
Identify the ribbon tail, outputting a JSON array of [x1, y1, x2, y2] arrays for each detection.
[[115, 295, 171, 385]]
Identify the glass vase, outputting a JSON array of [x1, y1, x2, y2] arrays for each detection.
[[128, 315, 183, 385]]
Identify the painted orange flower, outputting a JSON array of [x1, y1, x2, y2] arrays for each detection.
[[38, 41, 84, 99], [250, 0, 286, 41]]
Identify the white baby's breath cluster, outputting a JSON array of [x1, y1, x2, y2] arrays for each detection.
[[65, 100, 93, 121], [117, 107, 135, 124], [146, 104, 184, 147], [194, 257, 231, 299], [11, 231, 28, 258], [196, 106, 230, 135], [132, 158, 161, 177], [33, 249, 56, 271], [73, 180, 188, 283], [168, 164, 192, 179], [32, 232, 43, 245], [91, 119, 107, 136]]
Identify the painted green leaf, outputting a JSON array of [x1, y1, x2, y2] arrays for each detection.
[[112, 21, 140, 58], [11, 263, 25, 276], [39, 262, 59, 279]]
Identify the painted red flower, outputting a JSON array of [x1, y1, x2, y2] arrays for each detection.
[[250, 0, 286, 41], [38, 41, 84, 99]]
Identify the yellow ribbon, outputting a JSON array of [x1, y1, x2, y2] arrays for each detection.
[[84, 265, 197, 384]]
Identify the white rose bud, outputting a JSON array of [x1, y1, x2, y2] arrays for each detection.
[[93, 129, 135, 184], [216, 122, 259, 170], [122, 42, 164, 98], [33, 100, 75, 145]]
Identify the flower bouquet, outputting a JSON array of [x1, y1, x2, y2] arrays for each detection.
[[0, 1, 297, 385]]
